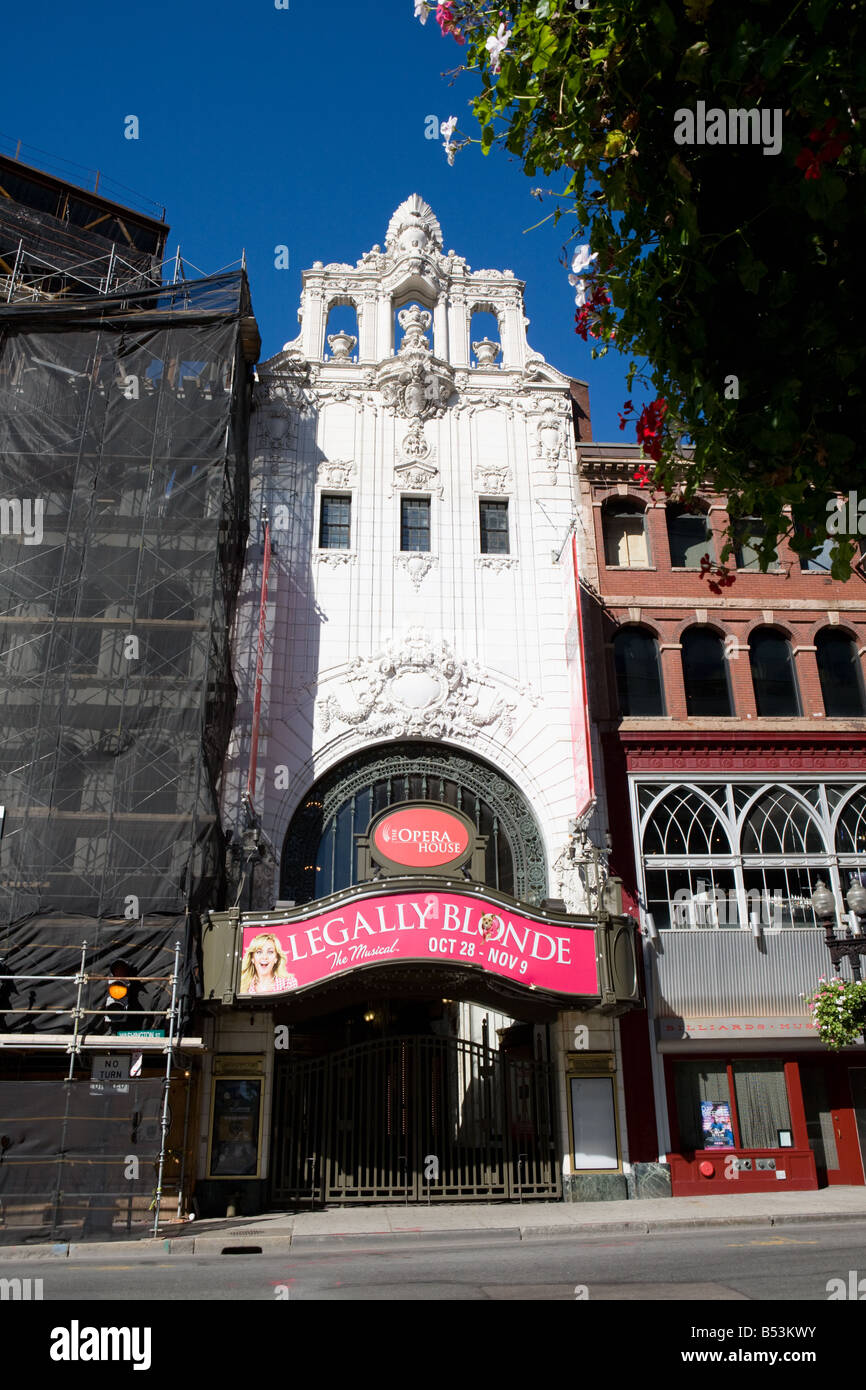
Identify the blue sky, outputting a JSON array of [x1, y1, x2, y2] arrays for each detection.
[[2, 0, 632, 439]]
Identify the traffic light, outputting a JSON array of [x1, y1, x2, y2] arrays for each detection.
[[103, 958, 132, 1029]]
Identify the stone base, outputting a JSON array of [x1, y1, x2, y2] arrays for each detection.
[[193, 1179, 268, 1218], [625, 1162, 672, 1200], [562, 1172, 629, 1202]]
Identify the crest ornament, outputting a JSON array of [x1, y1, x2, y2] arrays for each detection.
[[317, 628, 516, 740]]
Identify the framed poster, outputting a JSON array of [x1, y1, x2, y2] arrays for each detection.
[[208, 1078, 263, 1179], [700, 1100, 735, 1148]]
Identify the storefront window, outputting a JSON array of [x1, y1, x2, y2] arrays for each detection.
[[732, 1062, 792, 1149], [674, 1061, 733, 1149]]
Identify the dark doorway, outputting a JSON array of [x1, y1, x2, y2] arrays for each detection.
[[270, 1031, 560, 1205]]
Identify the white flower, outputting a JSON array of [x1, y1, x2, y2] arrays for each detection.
[[441, 115, 458, 165], [570, 277, 589, 307], [486, 22, 511, 74], [571, 244, 598, 276], [415, 1, 431, 22]]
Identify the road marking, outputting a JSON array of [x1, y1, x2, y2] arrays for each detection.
[[725, 1239, 818, 1247]]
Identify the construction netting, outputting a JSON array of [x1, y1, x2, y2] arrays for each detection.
[[0, 271, 252, 928], [0, 1074, 195, 1244]]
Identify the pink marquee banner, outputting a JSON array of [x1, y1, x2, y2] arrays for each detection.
[[238, 889, 599, 999]]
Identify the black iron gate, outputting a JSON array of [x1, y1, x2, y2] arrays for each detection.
[[270, 1036, 560, 1204]]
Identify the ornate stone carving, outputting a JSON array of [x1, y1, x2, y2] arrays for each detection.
[[395, 553, 438, 590], [317, 628, 516, 740], [317, 458, 355, 488], [385, 195, 444, 256], [472, 338, 501, 367], [534, 405, 569, 484], [327, 331, 356, 361], [475, 555, 518, 571], [397, 305, 432, 354], [473, 464, 511, 495], [379, 357, 454, 422], [315, 550, 357, 568]]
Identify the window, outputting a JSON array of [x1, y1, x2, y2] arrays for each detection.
[[749, 627, 801, 716], [400, 496, 430, 552], [319, 493, 351, 550], [613, 626, 664, 716], [674, 1060, 792, 1151], [602, 499, 648, 567], [816, 628, 866, 716], [681, 627, 733, 716], [480, 500, 509, 554], [666, 504, 713, 569], [800, 536, 836, 573], [733, 516, 779, 571]]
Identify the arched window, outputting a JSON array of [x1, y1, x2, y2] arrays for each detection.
[[643, 787, 731, 856], [681, 627, 732, 716], [835, 790, 866, 854], [749, 627, 800, 716], [613, 626, 664, 716], [816, 628, 866, 716], [602, 497, 649, 568], [741, 789, 825, 855], [281, 743, 548, 905], [323, 301, 359, 361], [666, 503, 714, 569], [469, 308, 501, 367]]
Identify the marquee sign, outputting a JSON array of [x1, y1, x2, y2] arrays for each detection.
[[236, 886, 600, 1000]]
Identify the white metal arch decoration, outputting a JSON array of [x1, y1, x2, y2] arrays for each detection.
[[735, 782, 829, 856], [639, 783, 735, 858]]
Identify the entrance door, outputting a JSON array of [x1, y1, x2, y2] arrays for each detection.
[[270, 1035, 560, 1204], [849, 1069, 866, 1185], [800, 1061, 865, 1185]]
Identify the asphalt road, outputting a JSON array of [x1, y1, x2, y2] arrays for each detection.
[[4, 1221, 866, 1301]]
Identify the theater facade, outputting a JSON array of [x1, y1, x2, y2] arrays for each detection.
[[197, 196, 648, 1212]]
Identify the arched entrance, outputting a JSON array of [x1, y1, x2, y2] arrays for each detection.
[[271, 748, 558, 1202], [280, 742, 548, 905]]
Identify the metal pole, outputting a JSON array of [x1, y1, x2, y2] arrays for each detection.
[[6, 239, 24, 303], [67, 939, 88, 1081], [177, 1062, 193, 1218], [53, 941, 89, 1236], [151, 941, 181, 1237]]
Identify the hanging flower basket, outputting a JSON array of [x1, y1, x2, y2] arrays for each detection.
[[805, 977, 866, 1050]]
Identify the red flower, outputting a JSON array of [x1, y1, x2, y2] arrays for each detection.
[[635, 397, 667, 462], [633, 463, 652, 488], [436, 2, 465, 42]]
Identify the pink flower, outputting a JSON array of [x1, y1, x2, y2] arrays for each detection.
[[436, 2, 465, 42]]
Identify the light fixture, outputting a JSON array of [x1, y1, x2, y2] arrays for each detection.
[[810, 879, 836, 923], [749, 911, 763, 941], [643, 912, 659, 941]]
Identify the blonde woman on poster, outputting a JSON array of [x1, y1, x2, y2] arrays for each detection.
[[240, 933, 297, 995]]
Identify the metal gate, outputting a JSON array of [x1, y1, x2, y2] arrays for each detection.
[[270, 1035, 560, 1204]]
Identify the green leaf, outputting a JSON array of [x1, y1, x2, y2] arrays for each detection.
[[676, 40, 710, 83]]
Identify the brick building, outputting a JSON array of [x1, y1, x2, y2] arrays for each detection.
[[576, 440, 866, 1195]]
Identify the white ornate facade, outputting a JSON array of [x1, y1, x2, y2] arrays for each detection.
[[215, 197, 631, 1201], [225, 195, 585, 879]]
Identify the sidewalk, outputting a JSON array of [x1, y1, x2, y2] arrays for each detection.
[[3, 1186, 865, 1260]]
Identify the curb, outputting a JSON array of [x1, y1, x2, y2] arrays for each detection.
[[2, 1209, 865, 1259]]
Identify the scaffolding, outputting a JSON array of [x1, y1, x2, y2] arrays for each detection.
[[0, 225, 258, 1235], [0, 942, 196, 1242]]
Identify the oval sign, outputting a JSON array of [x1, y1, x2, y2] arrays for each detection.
[[372, 806, 472, 869]]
